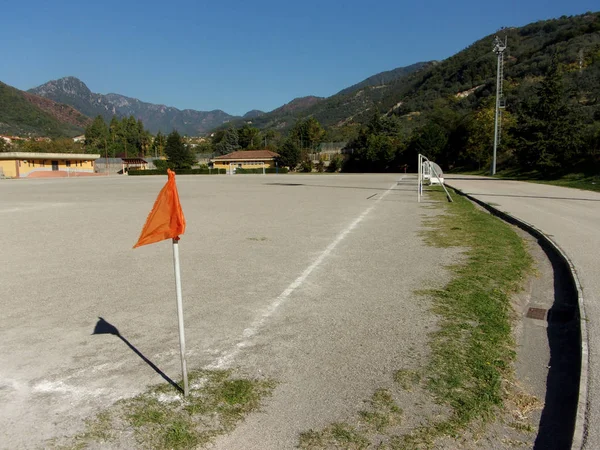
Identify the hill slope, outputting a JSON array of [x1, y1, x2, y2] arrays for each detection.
[[0, 81, 89, 137], [28, 77, 237, 135], [232, 61, 436, 134], [336, 61, 433, 96], [237, 12, 599, 141]]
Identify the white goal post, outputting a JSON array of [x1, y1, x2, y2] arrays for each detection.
[[418, 154, 452, 203]]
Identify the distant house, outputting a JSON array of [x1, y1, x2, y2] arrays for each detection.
[[0, 152, 100, 178], [211, 150, 279, 172]]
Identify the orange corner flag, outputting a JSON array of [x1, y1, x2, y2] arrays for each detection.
[[133, 169, 186, 248]]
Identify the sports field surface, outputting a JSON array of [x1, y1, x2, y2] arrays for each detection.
[[0, 174, 455, 448]]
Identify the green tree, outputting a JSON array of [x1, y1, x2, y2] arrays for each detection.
[[327, 154, 344, 172], [164, 130, 196, 169], [513, 56, 583, 174], [290, 118, 325, 151], [276, 139, 301, 169], [151, 131, 167, 157], [84, 115, 109, 154], [238, 124, 260, 149], [466, 104, 516, 170], [411, 122, 448, 161], [214, 126, 241, 155], [0, 138, 10, 152], [344, 114, 404, 171]]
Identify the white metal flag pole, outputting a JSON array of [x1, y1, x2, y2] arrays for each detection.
[[172, 237, 189, 397]]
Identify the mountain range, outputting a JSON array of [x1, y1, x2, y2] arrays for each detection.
[[11, 61, 426, 137], [28, 77, 239, 135]]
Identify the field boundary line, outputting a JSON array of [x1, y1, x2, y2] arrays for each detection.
[[207, 181, 400, 369]]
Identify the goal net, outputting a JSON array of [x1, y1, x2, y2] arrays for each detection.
[[418, 154, 452, 202]]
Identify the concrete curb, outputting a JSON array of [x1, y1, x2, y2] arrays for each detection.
[[448, 185, 589, 450]]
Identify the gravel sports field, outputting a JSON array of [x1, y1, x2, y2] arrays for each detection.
[[0, 174, 455, 449]]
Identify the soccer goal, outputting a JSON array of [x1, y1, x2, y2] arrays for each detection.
[[418, 154, 452, 203]]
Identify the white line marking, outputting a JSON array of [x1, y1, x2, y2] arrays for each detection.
[[207, 182, 398, 369], [0, 203, 68, 214]]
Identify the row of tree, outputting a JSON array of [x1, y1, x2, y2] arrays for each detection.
[[0, 137, 84, 154], [84, 115, 152, 158], [7, 53, 595, 177]]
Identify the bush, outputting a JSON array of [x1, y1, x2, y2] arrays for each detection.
[[316, 159, 325, 172], [266, 167, 288, 174], [153, 159, 169, 171], [300, 159, 313, 172], [328, 154, 344, 172]]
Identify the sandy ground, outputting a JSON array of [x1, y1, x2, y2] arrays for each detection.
[[0, 174, 458, 449]]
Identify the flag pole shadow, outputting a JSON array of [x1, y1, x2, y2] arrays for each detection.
[[92, 317, 183, 394]]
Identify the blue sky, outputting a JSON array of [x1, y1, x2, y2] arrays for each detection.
[[1, 0, 598, 116]]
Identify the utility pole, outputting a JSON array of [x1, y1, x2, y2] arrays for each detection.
[[104, 137, 109, 175], [492, 35, 507, 176]]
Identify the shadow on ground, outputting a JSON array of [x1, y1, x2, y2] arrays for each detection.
[[92, 317, 182, 393], [264, 182, 417, 192], [533, 242, 581, 450]]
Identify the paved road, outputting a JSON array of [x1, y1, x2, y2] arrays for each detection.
[[446, 175, 600, 450]]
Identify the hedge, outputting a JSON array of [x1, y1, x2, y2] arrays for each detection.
[[235, 167, 289, 174], [128, 168, 226, 176]]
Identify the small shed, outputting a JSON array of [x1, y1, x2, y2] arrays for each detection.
[[121, 157, 148, 173]]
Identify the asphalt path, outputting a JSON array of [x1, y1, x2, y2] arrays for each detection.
[[0, 174, 455, 449], [446, 175, 600, 450]]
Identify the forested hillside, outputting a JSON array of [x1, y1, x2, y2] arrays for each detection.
[[354, 11, 600, 174], [0, 82, 88, 137], [205, 12, 599, 176], [239, 62, 432, 135]]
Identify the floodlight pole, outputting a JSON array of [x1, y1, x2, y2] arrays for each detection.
[[492, 36, 507, 176]]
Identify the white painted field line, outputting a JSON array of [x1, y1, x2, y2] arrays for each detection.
[[207, 181, 400, 370], [0, 203, 67, 214]]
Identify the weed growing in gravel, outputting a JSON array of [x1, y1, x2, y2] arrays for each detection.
[[403, 187, 533, 445], [299, 389, 402, 449], [297, 187, 534, 449], [393, 369, 422, 392], [55, 370, 275, 450]]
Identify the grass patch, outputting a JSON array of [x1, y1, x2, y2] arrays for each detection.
[[297, 186, 533, 448], [299, 423, 370, 449], [393, 369, 421, 391], [530, 173, 600, 193], [56, 370, 275, 449], [406, 187, 533, 444], [299, 389, 402, 449], [458, 169, 600, 193], [359, 389, 403, 433]]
